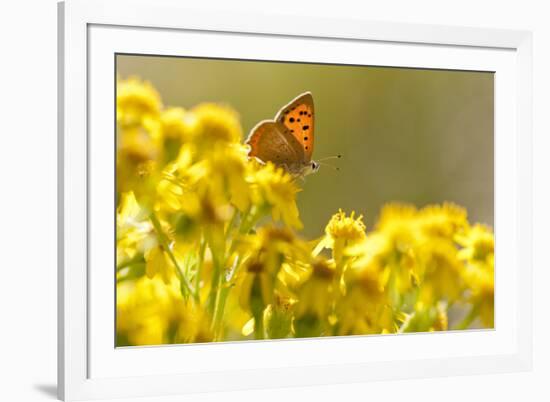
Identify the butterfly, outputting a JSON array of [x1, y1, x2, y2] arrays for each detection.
[[246, 92, 320, 177]]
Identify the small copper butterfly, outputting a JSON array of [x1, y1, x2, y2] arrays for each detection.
[[246, 92, 320, 177]]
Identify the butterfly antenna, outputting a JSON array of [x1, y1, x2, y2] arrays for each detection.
[[317, 161, 340, 172], [317, 154, 342, 162]]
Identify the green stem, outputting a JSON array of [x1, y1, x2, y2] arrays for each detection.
[[211, 256, 240, 340], [225, 208, 239, 237], [252, 305, 264, 340], [238, 206, 253, 234], [150, 212, 196, 300], [208, 204, 260, 339], [206, 228, 225, 315], [207, 259, 220, 314], [211, 285, 230, 340], [195, 238, 206, 303]]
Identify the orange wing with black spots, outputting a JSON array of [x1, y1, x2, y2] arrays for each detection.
[[274, 92, 314, 162]]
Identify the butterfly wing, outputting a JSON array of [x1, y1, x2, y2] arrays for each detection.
[[274, 92, 314, 162], [246, 121, 305, 170]]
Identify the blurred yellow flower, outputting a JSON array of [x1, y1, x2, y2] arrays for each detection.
[[188, 103, 242, 148], [456, 224, 495, 327], [160, 107, 195, 163], [117, 275, 211, 346], [418, 202, 468, 239], [417, 238, 465, 304], [117, 192, 154, 264], [160, 107, 192, 142], [236, 227, 308, 310], [116, 77, 165, 201], [336, 256, 394, 335], [205, 144, 250, 212], [117, 76, 162, 128], [294, 259, 336, 337], [456, 224, 495, 264], [375, 203, 420, 253], [144, 245, 176, 285]]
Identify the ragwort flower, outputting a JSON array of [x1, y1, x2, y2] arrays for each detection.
[[117, 76, 162, 128], [336, 260, 394, 335], [249, 162, 302, 229], [316, 209, 367, 261], [417, 202, 468, 239], [188, 103, 242, 152], [293, 259, 337, 337], [116, 192, 154, 265], [117, 275, 211, 346], [456, 224, 495, 327]]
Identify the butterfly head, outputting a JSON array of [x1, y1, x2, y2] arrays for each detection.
[[303, 155, 342, 176], [309, 160, 321, 174], [285, 160, 320, 178]]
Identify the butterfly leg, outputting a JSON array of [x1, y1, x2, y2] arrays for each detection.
[[280, 163, 291, 172]]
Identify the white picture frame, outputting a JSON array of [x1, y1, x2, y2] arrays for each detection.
[[58, 0, 533, 400]]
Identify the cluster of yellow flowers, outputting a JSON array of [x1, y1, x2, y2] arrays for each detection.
[[116, 77, 495, 346]]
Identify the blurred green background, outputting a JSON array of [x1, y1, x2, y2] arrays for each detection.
[[117, 55, 494, 238]]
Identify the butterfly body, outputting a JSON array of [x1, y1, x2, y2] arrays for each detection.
[[246, 92, 319, 177]]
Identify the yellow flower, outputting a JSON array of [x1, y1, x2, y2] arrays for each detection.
[[144, 245, 176, 285], [250, 162, 302, 229], [116, 77, 164, 200], [117, 77, 162, 128], [118, 191, 146, 231], [116, 131, 162, 204], [294, 259, 337, 337], [188, 103, 242, 148], [236, 226, 309, 312], [369, 204, 424, 296], [118, 126, 162, 164], [464, 263, 494, 327], [418, 203, 468, 239], [156, 144, 249, 220], [117, 275, 211, 346], [325, 209, 366, 244], [315, 209, 367, 268], [155, 145, 200, 214], [160, 107, 195, 163], [117, 278, 168, 346], [160, 107, 193, 142], [231, 226, 309, 339], [336, 258, 394, 335], [375, 203, 420, 253], [116, 192, 154, 264], [456, 224, 494, 264], [205, 144, 250, 212], [456, 224, 494, 327], [417, 238, 465, 304]]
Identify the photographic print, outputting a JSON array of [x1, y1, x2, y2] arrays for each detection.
[[115, 55, 494, 347]]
